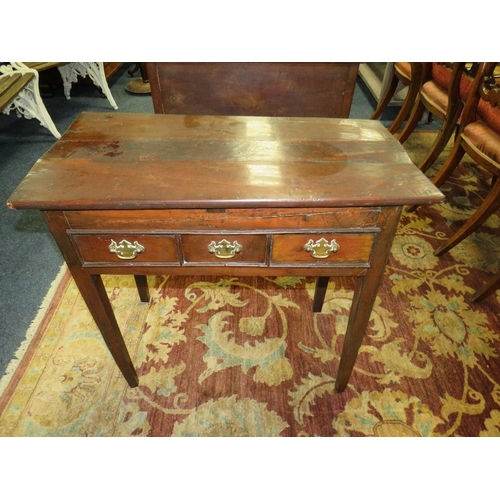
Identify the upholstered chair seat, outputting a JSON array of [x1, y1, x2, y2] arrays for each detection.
[[370, 63, 422, 135], [421, 81, 448, 116], [420, 64, 474, 128], [409, 62, 500, 301], [397, 63, 474, 180], [463, 121, 500, 167], [394, 62, 411, 81]]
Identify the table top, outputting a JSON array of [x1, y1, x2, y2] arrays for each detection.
[[7, 112, 444, 211]]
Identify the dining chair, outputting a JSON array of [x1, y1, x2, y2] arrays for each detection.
[[399, 63, 476, 177], [370, 62, 422, 134], [404, 62, 500, 302], [470, 268, 500, 302], [429, 62, 500, 258]]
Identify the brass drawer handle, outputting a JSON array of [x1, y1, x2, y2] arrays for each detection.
[[304, 238, 340, 259], [207, 239, 242, 259], [109, 239, 145, 260]]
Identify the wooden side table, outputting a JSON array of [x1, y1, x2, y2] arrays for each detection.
[[7, 113, 444, 392]]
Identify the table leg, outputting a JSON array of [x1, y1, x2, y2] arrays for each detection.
[[134, 275, 150, 303], [43, 211, 139, 387], [313, 276, 330, 312], [77, 273, 139, 387], [334, 206, 402, 392], [335, 275, 373, 392]]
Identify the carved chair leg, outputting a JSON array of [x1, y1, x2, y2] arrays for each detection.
[[434, 174, 500, 256], [398, 99, 425, 144], [388, 83, 420, 135], [416, 107, 462, 175], [371, 68, 398, 120], [471, 270, 500, 302], [407, 139, 466, 213], [432, 141, 467, 190]]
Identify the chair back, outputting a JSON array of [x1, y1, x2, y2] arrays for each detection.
[[454, 62, 500, 176], [477, 63, 500, 134], [419, 62, 470, 118], [460, 62, 500, 132]]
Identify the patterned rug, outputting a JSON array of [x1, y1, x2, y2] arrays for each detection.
[[1, 131, 499, 437]]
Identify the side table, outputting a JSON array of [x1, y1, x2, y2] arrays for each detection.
[[7, 113, 444, 392]]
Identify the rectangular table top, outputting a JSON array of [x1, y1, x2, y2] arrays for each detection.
[[7, 112, 444, 211]]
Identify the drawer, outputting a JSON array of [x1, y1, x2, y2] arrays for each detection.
[[272, 233, 375, 265], [71, 233, 178, 264], [181, 234, 268, 265], [64, 207, 382, 231]]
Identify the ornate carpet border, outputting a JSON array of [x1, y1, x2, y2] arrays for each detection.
[[0, 264, 70, 401]]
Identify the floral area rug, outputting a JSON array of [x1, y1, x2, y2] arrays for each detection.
[[1, 131, 499, 437]]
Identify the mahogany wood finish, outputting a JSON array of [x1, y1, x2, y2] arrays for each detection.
[[429, 63, 500, 256], [399, 63, 479, 189], [471, 269, 500, 303], [370, 62, 422, 135], [134, 275, 150, 303], [427, 62, 500, 301], [7, 113, 443, 392], [313, 276, 330, 313], [146, 62, 359, 118], [272, 233, 374, 264]]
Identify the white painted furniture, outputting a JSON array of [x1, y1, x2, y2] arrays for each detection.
[[2, 62, 119, 139], [56, 62, 118, 110], [0, 62, 61, 138]]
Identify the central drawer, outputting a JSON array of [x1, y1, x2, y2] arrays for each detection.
[[180, 234, 268, 265]]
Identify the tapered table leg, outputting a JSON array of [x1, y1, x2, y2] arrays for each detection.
[[335, 206, 402, 392], [313, 276, 330, 312], [43, 211, 139, 387], [335, 275, 373, 392], [80, 273, 139, 387], [134, 275, 150, 303]]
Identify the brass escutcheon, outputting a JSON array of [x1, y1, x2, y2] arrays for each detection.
[[207, 239, 243, 259], [303, 237, 340, 259], [109, 239, 145, 260]]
